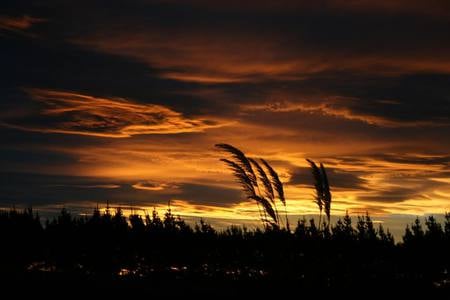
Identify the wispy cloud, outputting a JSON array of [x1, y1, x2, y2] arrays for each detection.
[[71, 8, 450, 84], [2, 88, 230, 138], [0, 15, 45, 34], [242, 99, 450, 127], [132, 181, 178, 191]]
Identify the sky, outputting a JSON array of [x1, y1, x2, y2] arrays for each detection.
[[1, 0, 449, 237]]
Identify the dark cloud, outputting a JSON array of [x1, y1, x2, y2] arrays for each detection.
[[289, 167, 368, 190], [370, 153, 450, 167], [174, 183, 243, 206], [359, 186, 431, 203], [0, 172, 123, 206], [0, 172, 243, 208]]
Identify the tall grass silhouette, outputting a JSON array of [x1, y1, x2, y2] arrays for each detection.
[[306, 159, 332, 229], [216, 144, 288, 230]]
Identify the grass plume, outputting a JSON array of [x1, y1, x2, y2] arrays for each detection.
[[306, 159, 332, 229], [320, 163, 332, 226], [216, 144, 288, 230]]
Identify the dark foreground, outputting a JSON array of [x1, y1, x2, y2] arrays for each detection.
[[1, 208, 450, 292]]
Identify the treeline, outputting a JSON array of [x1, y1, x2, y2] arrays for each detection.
[[0, 207, 449, 289]]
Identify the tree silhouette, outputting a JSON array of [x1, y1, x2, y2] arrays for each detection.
[[0, 206, 449, 289]]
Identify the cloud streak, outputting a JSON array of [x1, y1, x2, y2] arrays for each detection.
[[69, 1, 450, 85], [2, 88, 229, 138], [0, 14, 45, 34], [242, 99, 450, 127]]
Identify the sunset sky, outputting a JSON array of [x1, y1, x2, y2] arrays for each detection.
[[1, 0, 449, 237]]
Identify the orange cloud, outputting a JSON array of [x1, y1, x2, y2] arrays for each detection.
[[241, 98, 449, 128], [71, 7, 450, 84], [74, 34, 450, 84], [2, 88, 230, 138], [0, 15, 45, 33], [132, 181, 179, 192], [38, 130, 449, 217], [72, 32, 311, 83]]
